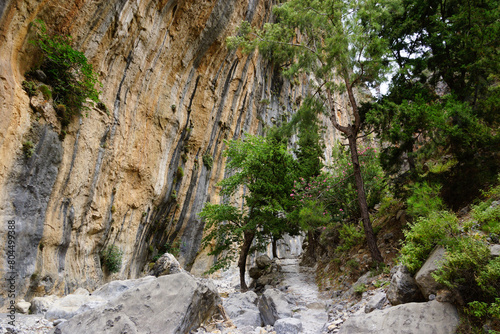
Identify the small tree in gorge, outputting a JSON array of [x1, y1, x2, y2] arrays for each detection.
[[228, 0, 392, 263], [199, 134, 298, 291]]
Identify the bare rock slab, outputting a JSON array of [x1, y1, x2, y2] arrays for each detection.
[[224, 291, 262, 328], [415, 247, 446, 298], [274, 317, 302, 334], [45, 294, 106, 321], [91, 275, 156, 300], [338, 301, 459, 334], [258, 288, 292, 326], [54, 272, 221, 334]]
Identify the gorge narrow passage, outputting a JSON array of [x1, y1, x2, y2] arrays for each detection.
[[276, 258, 329, 334]]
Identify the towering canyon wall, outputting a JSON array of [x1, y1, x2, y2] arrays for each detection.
[[0, 0, 351, 307]]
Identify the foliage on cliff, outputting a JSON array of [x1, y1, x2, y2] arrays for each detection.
[[29, 19, 101, 126]]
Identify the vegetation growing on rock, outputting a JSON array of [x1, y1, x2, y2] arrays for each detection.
[[29, 19, 102, 127]]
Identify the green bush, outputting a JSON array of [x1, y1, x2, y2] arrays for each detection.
[[22, 80, 37, 96], [471, 193, 500, 236], [337, 222, 364, 252], [101, 245, 122, 273], [354, 283, 367, 294], [406, 182, 445, 218], [202, 154, 213, 170], [399, 211, 458, 273], [22, 140, 35, 158], [476, 257, 500, 297], [346, 258, 360, 269], [292, 144, 386, 223], [298, 200, 331, 232], [39, 84, 52, 100], [432, 236, 490, 295], [177, 166, 184, 179], [466, 298, 500, 320], [30, 19, 101, 125]]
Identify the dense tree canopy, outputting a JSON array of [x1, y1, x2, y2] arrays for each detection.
[[228, 0, 395, 263], [365, 0, 500, 207], [199, 134, 298, 290]]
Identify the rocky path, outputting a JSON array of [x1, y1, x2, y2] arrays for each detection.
[[276, 258, 329, 334]]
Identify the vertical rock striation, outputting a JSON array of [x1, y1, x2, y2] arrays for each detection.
[[0, 0, 352, 307]]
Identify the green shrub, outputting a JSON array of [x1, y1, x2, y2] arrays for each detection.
[[165, 239, 181, 258], [466, 298, 500, 323], [101, 245, 122, 273], [177, 166, 184, 179], [476, 256, 500, 297], [337, 222, 364, 252], [406, 182, 445, 218], [298, 200, 331, 232], [399, 211, 458, 273], [354, 283, 367, 294], [30, 19, 101, 125], [22, 140, 35, 158], [292, 144, 385, 224], [22, 80, 37, 96], [471, 200, 500, 236], [202, 154, 213, 170], [346, 259, 360, 269], [39, 84, 52, 100], [432, 236, 490, 294]]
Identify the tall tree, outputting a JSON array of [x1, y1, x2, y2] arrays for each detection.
[[366, 0, 500, 206], [199, 134, 298, 291], [228, 0, 391, 263]]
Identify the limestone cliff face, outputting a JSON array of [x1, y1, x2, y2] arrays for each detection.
[[0, 0, 350, 306]]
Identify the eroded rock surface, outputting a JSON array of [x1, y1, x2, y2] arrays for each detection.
[[386, 265, 424, 305], [415, 247, 446, 299], [338, 301, 459, 334], [54, 272, 221, 334]]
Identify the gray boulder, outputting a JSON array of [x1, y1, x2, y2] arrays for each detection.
[[54, 272, 221, 334], [258, 288, 292, 326], [223, 291, 262, 328], [386, 265, 424, 305], [72, 288, 90, 295], [249, 266, 265, 279], [256, 255, 272, 269], [338, 300, 459, 334], [45, 294, 106, 321], [490, 244, 500, 257], [274, 317, 302, 334], [251, 260, 283, 291], [15, 300, 31, 314], [149, 252, 183, 277], [30, 295, 58, 314], [415, 247, 446, 298], [364, 291, 387, 313], [91, 275, 155, 300]]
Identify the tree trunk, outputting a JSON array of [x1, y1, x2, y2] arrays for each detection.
[[347, 134, 384, 264], [272, 237, 278, 258], [305, 230, 317, 263], [238, 230, 255, 291]]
